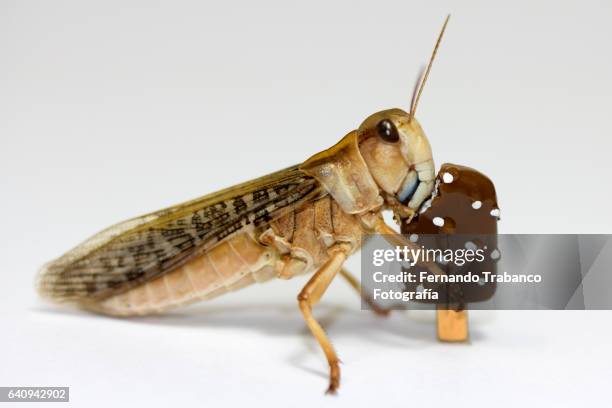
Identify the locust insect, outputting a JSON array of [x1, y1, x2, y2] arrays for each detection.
[[38, 16, 450, 394]]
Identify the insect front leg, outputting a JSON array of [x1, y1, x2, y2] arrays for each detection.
[[297, 243, 351, 394], [362, 213, 446, 278]]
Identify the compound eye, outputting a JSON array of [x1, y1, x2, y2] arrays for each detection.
[[376, 119, 399, 143]]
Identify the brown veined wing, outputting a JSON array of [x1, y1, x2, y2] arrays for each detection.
[[37, 165, 323, 303]]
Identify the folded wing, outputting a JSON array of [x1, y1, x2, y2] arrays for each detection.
[[37, 165, 322, 303]]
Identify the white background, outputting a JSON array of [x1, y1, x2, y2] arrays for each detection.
[[1, 1, 611, 407]]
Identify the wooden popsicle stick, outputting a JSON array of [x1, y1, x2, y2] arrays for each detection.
[[436, 305, 469, 342]]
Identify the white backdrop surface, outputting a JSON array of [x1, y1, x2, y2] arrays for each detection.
[[1, 1, 611, 407]]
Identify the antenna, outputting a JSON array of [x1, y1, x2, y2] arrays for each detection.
[[409, 66, 425, 121], [409, 14, 450, 122]]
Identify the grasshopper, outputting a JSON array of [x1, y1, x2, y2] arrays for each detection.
[[38, 16, 450, 394]]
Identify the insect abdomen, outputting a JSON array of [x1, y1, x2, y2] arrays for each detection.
[[85, 229, 277, 316]]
